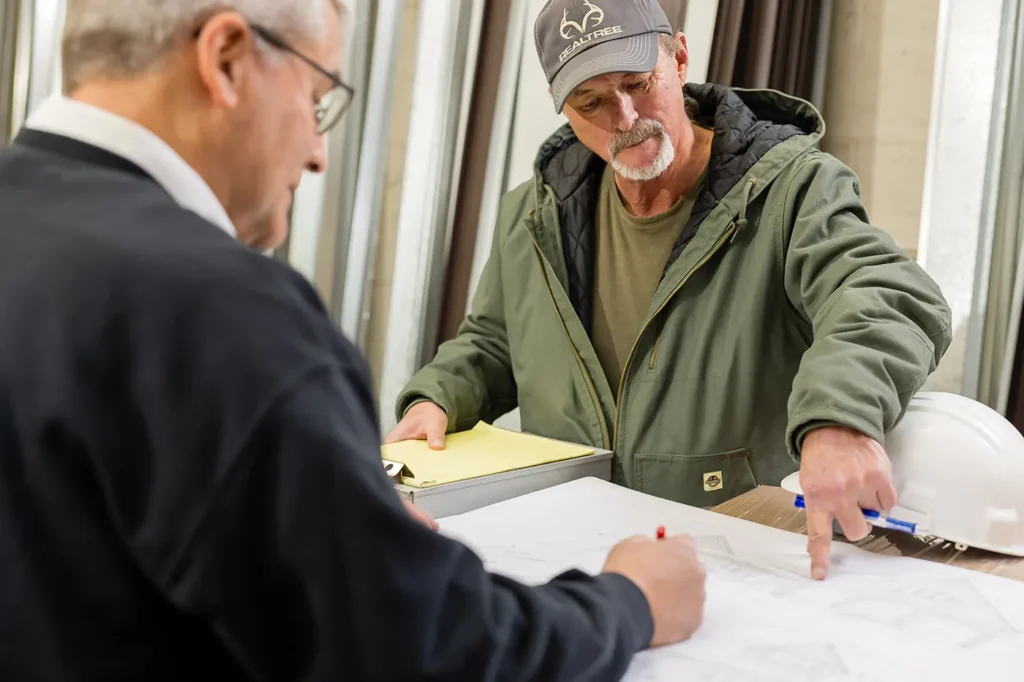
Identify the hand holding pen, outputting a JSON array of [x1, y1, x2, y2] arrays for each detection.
[[793, 495, 919, 535], [602, 527, 706, 647]]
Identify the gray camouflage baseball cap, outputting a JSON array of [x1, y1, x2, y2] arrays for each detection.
[[535, 0, 674, 113]]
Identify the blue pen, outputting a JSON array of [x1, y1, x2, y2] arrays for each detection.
[[793, 494, 919, 535]]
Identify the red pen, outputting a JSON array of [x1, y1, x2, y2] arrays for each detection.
[[656, 525, 666, 540]]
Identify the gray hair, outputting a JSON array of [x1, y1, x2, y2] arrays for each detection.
[[62, 0, 346, 92], [657, 32, 699, 121], [658, 33, 683, 55]]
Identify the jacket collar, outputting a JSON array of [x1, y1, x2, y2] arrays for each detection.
[[532, 83, 823, 220], [23, 95, 237, 239], [527, 83, 822, 332]]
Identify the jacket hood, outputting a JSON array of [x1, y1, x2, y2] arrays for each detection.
[[526, 83, 824, 336], [532, 83, 823, 202]]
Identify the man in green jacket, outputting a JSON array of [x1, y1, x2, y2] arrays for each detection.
[[388, 0, 952, 579]]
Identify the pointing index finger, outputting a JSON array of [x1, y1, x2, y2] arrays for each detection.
[[805, 508, 834, 580]]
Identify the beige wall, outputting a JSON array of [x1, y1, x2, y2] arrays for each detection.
[[821, 0, 940, 257]]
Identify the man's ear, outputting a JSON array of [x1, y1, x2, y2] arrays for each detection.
[[674, 31, 689, 84], [194, 11, 255, 109]]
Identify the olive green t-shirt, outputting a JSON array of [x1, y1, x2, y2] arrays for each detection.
[[592, 164, 704, 392]]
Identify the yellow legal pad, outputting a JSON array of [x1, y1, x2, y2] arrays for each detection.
[[380, 422, 595, 488]]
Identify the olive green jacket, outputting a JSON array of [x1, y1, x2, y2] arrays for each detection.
[[397, 83, 952, 507]]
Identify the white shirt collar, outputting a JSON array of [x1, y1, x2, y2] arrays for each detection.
[[25, 95, 237, 239]]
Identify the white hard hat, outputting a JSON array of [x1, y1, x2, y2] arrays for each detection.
[[781, 391, 1024, 557]]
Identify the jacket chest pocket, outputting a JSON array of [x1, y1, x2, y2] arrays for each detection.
[[633, 449, 757, 507]]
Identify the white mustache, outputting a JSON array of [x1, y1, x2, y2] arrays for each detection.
[[608, 119, 666, 156]]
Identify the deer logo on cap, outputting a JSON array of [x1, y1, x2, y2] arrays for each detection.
[[560, 0, 605, 39]]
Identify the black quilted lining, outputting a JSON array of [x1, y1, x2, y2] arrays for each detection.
[[536, 128, 605, 335], [668, 83, 808, 268], [536, 83, 815, 330]]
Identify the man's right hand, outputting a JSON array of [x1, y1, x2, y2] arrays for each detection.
[[384, 402, 449, 449], [601, 534, 706, 648]]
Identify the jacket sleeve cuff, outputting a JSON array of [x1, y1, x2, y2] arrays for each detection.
[[787, 410, 884, 459], [593, 572, 654, 654], [395, 390, 452, 427], [790, 420, 838, 458]]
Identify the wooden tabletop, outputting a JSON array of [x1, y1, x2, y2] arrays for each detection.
[[711, 485, 1024, 582]]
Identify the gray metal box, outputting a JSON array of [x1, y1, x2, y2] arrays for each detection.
[[396, 449, 614, 519]]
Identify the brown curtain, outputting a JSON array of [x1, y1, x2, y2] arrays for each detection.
[[706, 0, 832, 108], [434, 0, 515, 347]]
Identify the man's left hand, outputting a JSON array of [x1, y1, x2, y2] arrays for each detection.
[[403, 499, 440, 531], [798, 425, 897, 580]]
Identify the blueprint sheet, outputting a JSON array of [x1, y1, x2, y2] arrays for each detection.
[[437, 478, 1024, 681]]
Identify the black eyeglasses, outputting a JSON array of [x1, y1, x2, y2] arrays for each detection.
[[249, 25, 354, 135], [192, 20, 355, 135]]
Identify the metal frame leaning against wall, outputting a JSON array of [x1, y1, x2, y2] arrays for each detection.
[[3, 0, 65, 141], [918, 0, 1008, 399], [285, 0, 373, 303], [321, 0, 373, 314], [984, 0, 1024, 413], [337, 0, 406, 348], [24, 0, 63, 117], [0, 1, 24, 142], [972, 0, 1023, 411], [464, 0, 530, 312], [375, 0, 485, 431]]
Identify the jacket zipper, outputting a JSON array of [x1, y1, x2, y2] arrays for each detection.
[[648, 324, 663, 370], [613, 221, 738, 447], [532, 242, 612, 450]]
